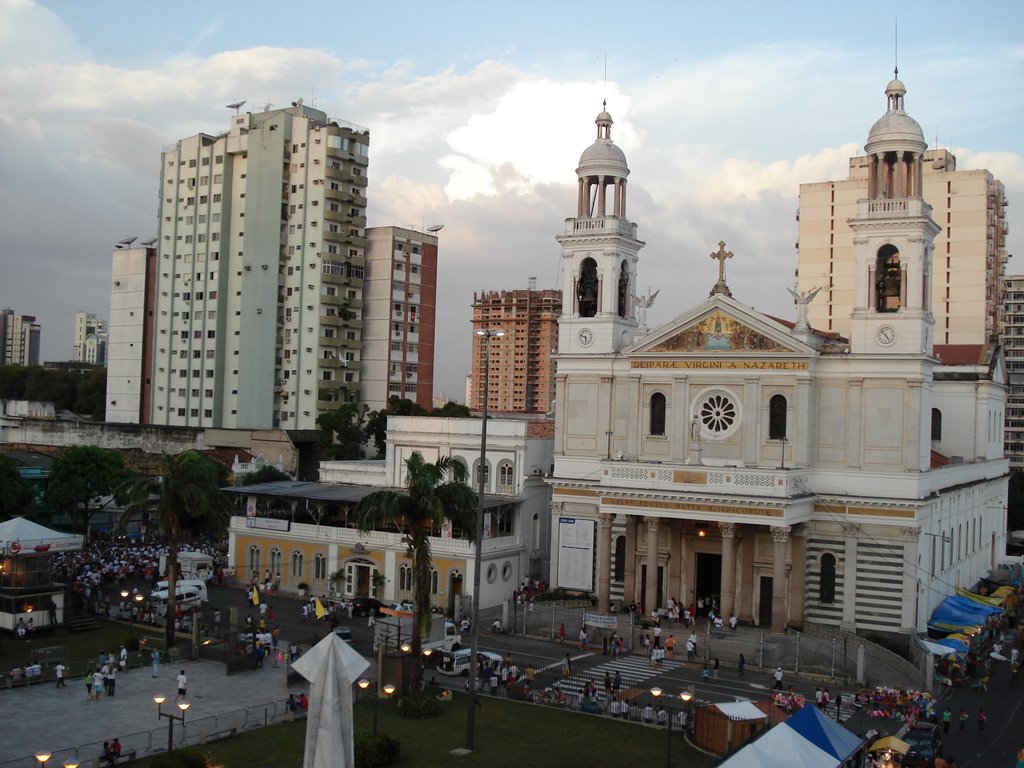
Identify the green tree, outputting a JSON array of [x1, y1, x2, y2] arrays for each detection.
[[44, 446, 131, 534], [363, 408, 388, 458], [353, 452, 477, 691], [0, 455, 34, 520], [432, 401, 471, 418], [74, 366, 107, 420], [239, 464, 291, 486], [317, 402, 367, 460], [119, 450, 231, 648], [0, 365, 30, 399]]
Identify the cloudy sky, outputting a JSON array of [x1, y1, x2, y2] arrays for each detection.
[[1, 0, 1022, 401]]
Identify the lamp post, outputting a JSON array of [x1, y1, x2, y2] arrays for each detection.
[[154, 695, 190, 753], [357, 678, 395, 735], [34, 752, 51, 767], [650, 688, 692, 768], [466, 327, 504, 752], [121, 590, 145, 643]]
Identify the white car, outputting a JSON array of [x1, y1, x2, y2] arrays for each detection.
[[436, 649, 503, 677]]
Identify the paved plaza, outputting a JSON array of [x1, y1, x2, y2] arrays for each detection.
[[0, 654, 297, 767]]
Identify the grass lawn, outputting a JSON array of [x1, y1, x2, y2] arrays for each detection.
[[0, 619, 164, 677], [133, 693, 719, 768]]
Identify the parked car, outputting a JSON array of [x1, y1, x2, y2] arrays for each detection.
[[350, 596, 383, 617], [333, 626, 355, 646], [902, 722, 943, 768]]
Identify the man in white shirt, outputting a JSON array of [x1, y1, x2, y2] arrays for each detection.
[[55, 661, 66, 688], [175, 670, 187, 702]]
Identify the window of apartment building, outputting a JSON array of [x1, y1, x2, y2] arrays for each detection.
[[190, 409, 199, 417], [344, 372, 354, 382], [189, 159, 197, 168], [347, 290, 357, 299], [391, 342, 401, 352], [184, 235, 193, 244], [322, 371, 333, 381], [324, 328, 335, 338], [178, 408, 186, 416], [346, 331, 356, 340], [213, 174, 222, 184], [205, 370, 214, 378], [324, 286, 337, 296], [215, 155, 223, 164], [201, 157, 209, 166], [213, 194, 221, 203], [206, 350, 215, 359], [200, 176, 208, 185], [187, 196, 195, 205], [199, 195, 208, 204], [207, 330, 216, 338], [204, 409, 213, 418], [191, 388, 199, 398]]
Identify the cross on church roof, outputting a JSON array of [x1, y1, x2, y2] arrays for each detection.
[[709, 241, 734, 298]]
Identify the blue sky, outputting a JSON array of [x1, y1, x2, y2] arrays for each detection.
[[1, 0, 1022, 401]]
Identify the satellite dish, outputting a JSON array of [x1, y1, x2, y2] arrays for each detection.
[[932, 157, 949, 170], [141, 237, 157, 247], [427, 224, 444, 233], [226, 100, 246, 114], [118, 236, 137, 248]]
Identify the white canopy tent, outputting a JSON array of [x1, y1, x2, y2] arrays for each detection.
[[0, 517, 82, 554]]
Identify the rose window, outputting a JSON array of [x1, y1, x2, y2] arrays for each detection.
[[699, 394, 736, 433]]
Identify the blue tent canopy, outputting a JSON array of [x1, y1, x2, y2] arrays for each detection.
[[932, 637, 969, 653], [929, 595, 1001, 629], [785, 704, 863, 761]]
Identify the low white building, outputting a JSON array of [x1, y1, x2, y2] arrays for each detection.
[[226, 415, 553, 615]]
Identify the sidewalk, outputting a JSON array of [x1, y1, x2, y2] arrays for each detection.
[[0, 653, 295, 767]]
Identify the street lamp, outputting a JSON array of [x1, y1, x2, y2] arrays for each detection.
[[650, 686, 693, 768], [121, 590, 145, 643], [466, 327, 504, 752], [34, 753, 51, 767], [358, 678, 396, 735], [422, 647, 434, 687], [154, 695, 190, 753]]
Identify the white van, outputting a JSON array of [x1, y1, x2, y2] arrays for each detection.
[[436, 649, 503, 677], [152, 579, 208, 603], [150, 584, 204, 617], [158, 551, 215, 581]]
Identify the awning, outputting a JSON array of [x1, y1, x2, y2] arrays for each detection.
[[920, 639, 963, 656], [869, 736, 910, 755]]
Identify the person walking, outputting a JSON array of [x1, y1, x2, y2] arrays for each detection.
[[942, 706, 952, 734], [92, 667, 104, 701], [151, 649, 160, 678], [561, 653, 572, 679], [737, 653, 746, 677], [175, 669, 187, 703], [55, 660, 65, 688], [958, 706, 968, 732], [106, 665, 116, 697], [558, 623, 566, 644], [773, 667, 784, 690], [978, 707, 986, 733], [713, 657, 720, 679]]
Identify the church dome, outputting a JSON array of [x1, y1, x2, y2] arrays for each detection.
[[865, 76, 926, 155], [576, 104, 629, 179]]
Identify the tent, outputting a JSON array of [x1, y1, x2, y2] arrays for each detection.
[[717, 705, 863, 768], [0, 517, 82, 554], [928, 595, 1001, 632]]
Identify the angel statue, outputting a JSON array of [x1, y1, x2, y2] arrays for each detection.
[[787, 284, 821, 331], [633, 287, 661, 330]]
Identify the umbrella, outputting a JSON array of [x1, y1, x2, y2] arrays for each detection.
[[292, 632, 370, 768], [990, 651, 1008, 661], [869, 736, 910, 755]]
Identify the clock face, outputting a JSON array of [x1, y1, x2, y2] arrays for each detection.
[[877, 325, 896, 346], [577, 328, 594, 347]]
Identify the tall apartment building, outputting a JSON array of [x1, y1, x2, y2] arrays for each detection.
[[1003, 275, 1024, 470], [72, 311, 107, 365], [106, 246, 157, 423], [470, 285, 561, 414], [360, 226, 438, 412], [0, 309, 41, 366], [798, 148, 1009, 344], [148, 102, 369, 430]]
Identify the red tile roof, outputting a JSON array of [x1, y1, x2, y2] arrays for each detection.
[[933, 344, 986, 365]]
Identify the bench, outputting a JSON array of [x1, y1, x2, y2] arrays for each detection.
[[198, 726, 238, 744], [91, 750, 138, 767]]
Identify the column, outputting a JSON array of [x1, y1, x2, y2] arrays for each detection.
[[789, 527, 807, 628], [901, 527, 920, 632], [597, 175, 606, 216], [623, 516, 637, 605], [877, 153, 887, 198], [770, 526, 790, 631], [668, 520, 681, 603], [577, 178, 586, 217], [719, 522, 737, 621], [613, 179, 622, 217], [867, 155, 877, 198], [645, 517, 660, 616], [738, 534, 754, 622], [620, 179, 627, 218], [597, 513, 614, 612], [841, 522, 859, 630]]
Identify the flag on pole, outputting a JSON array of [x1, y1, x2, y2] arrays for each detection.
[[251, 586, 260, 606], [315, 597, 327, 620]]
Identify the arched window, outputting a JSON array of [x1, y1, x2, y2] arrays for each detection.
[[247, 545, 261, 576], [429, 567, 439, 595], [769, 394, 787, 440], [614, 535, 626, 581], [269, 548, 282, 577], [313, 553, 327, 581], [931, 409, 942, 442], [876, 246, 902, 311], [399, 563, 413, 592], [498, 461, 515, 494], [473, 459, 490, 491], [819, 553, 837, 604], [291, 550, 304, 580], [649, 392, 666, 436], [577, 258, 598, 318]]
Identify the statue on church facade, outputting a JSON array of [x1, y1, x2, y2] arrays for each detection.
[[787, 283, 821, 332], [632, 287, 660, 331]]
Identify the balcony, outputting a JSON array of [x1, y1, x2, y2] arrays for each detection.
[[562, 216, 638, 239], [600, 460, 808, 499], [856, 198, 931, 219]]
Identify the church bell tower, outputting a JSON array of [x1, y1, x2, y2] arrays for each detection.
[[557, 104, 645, 354], [849, 75, 939, 355]]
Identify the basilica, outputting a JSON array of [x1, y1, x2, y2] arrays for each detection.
[[548, 80, 1008, 638]]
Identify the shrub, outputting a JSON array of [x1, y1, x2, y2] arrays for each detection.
[[397, 692, 440, 719], [354, 731, 401, 767]]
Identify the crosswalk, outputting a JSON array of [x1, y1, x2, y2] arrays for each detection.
[[553, 654, 690, 701]]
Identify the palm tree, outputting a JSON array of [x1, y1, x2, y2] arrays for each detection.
[[353, 452, 477, 691], [120, 450, 231, 649]]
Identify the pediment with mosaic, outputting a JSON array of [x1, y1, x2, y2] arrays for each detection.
[[649, 311, 793, 353]]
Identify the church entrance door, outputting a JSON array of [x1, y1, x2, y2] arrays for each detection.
[[758, 576, 773, 626], [694, 552, 722, 614]]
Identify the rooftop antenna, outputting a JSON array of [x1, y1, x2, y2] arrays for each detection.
[[893, 17, 899, 79], [226, 100, 246, 115]]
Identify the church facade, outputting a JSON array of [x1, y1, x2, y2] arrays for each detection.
[[548, 84, 1008, 638]]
